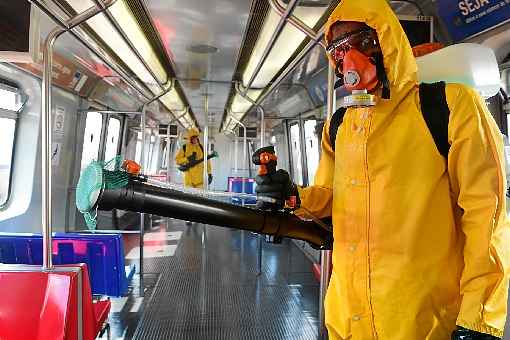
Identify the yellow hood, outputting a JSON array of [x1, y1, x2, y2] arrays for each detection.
[[185, 128, 200, 140], [324, 0, 418, 94]]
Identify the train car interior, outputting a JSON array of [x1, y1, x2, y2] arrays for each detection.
[[1, 0, 510, 339]]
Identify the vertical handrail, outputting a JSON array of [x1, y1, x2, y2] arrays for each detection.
[[164, 109, 187, 184], [138, 80, 175, 296], [139, 105, 147, 297], [233, 83, 266, 275], [318, 63, 335, 340], [203, 95, 209, 191], [229, 114, 247, 204], [235, 82, 266, 148], [41, 0, 118, 270]]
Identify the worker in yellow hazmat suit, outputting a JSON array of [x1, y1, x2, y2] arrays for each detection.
[[175, 128, 212, 188], [254, 0, 510, 339]]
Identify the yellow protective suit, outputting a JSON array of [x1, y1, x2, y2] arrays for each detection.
[[298, 0, 510, 339], [175, 128, 211, 188]]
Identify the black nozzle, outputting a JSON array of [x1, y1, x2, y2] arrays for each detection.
[[98, 180, 332, 249]]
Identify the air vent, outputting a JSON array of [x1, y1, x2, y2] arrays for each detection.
[[187, 44, 219, 54]]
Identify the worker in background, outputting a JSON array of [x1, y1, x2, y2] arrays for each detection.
[[175, 128, 212, 189], [254, 0, 509, 339]]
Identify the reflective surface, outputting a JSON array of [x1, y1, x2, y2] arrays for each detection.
[[145, 0, 252, 128], [102, 216, 320, 339]]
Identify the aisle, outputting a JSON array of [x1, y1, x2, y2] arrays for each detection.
[[132, 219, 320, 340]]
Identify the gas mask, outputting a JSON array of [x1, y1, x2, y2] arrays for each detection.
[[327, 28, 390, 107]]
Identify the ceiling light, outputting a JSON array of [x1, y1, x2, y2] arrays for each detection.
[[65, 0, 167, 94], [223, 1, 328, 132], [242, 5, 325, 88]]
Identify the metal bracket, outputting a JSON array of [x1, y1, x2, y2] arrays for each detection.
[[242, 0, 301, 92], [235, 82, 266, 147], [40, 0, 119, 271], [91, 0, 169, 88], [268, 0, 326, 48], [30, 0, 153, 101]]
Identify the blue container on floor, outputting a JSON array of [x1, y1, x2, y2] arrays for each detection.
[[228, 177, 256, 205]]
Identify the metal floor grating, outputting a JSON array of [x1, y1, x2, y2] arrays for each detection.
[[133, 221, 319, 340]]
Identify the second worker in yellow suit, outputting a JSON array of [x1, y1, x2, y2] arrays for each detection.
[[175, 128, 212, 189]]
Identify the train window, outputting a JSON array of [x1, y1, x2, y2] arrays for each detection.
[[80, 111, 103, 171], [104, 117, 121, 162], [290, 123, 303, 186], [0, 84, 21, 206], [162, 141, 168, 169], [0, 118, 15, 206], [304, 120, 319, 184], [135, 131, 142, 164]]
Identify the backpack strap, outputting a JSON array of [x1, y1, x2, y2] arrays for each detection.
[[329, 107, 347, 151], [419, 81, 451, 159]]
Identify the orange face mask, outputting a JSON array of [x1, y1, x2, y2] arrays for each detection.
[[341, 49, 378, 92]]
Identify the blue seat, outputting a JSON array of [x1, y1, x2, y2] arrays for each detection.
[[228, 177, 256, 205], [0, 232, 135, 297]]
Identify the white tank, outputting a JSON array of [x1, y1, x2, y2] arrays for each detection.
[[416, 43, 501, 98]]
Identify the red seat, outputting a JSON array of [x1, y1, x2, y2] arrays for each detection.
[[59, 263, 111, 340], [0, 266, 77, 340], [0, 264, 110, 340], [93, 300, 111, 335]]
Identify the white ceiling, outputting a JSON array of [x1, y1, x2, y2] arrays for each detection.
[[145, 0, 252, 129]]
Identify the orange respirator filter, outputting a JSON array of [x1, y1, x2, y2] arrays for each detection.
[[342, 49, 378, 92]]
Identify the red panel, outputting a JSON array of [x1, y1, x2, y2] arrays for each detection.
[[58, 264, 110, 340], [0, 265, 110, 340], [93, 301, 111, 335], [0, 271, 74, 340]]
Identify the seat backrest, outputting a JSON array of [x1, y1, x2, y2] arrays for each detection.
[[0, 233, 129, 297], [0, 269, 75, 340], [59, 264, 97, 340]]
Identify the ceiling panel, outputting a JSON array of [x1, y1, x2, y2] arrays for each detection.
[[145, 0, 252, 129]]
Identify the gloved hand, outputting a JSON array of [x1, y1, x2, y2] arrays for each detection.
[[451, 326, 501, 340], [208, 174, 213, 185], [255, 169, 299, 210], [187, 152, 197, 162]]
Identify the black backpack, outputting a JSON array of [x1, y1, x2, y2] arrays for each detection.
[[329, 81, 451, 158]]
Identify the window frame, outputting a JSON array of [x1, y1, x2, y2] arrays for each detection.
[[0, 81, 23, 208]]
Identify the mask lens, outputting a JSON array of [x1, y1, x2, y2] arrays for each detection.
[[327, 29, 378, 62]]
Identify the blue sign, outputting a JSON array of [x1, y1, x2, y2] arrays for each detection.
[[438, 0, 510, 41]]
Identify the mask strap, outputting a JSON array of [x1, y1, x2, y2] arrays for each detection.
[[374, 53, 390, 99], [334, 60, 344, 90]]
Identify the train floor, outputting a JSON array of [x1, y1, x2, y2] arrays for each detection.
[[99, 217, 320, 340]]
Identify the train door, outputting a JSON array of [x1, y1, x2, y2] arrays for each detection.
[[104, 115, 122, 162], [75, 110, 125, 229], [0, 83, 20, 207]]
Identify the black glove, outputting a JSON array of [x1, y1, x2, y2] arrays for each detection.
[[187, 152, 197, 162], [208, 174, 213, 185], [255, 169, 299, 210], [451, 326, 501, 340]]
